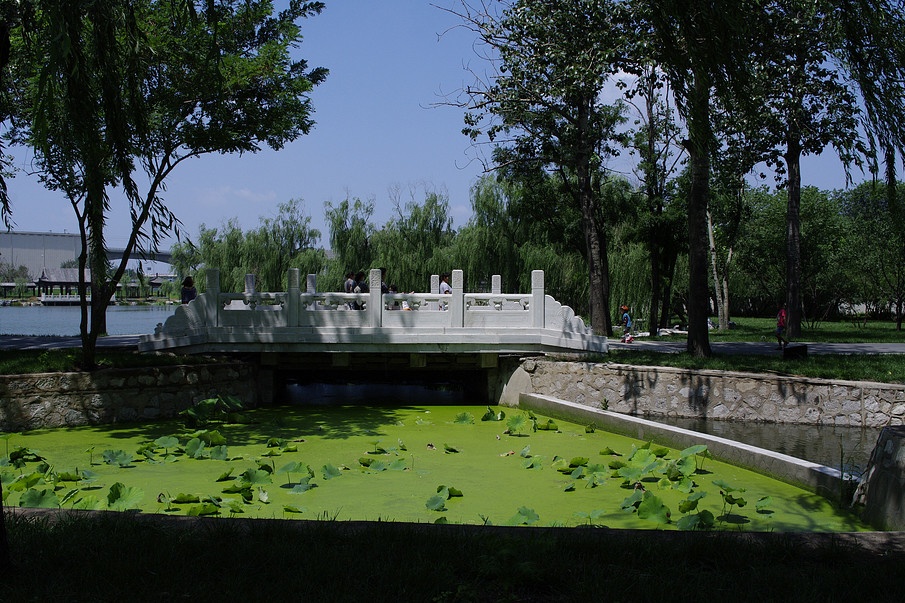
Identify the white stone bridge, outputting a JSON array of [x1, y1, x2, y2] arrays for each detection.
[[138, 268, 607, 357]]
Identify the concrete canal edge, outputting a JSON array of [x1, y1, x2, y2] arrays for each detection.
[[518, 392, 845, 500]]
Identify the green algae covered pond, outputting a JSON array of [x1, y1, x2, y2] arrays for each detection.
[[1, 404, 871, 531]]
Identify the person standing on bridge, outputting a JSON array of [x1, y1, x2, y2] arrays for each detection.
[[181, 277, 197, 304], [439, 273, 452, 295]]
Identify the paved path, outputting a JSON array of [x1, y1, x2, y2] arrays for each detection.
[[2, 334, 904, 355], [605, 339, 905, 355], [0, 335, 141, 350]]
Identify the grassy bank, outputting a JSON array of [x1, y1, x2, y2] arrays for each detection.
[[605, 350, 905, 385], [0, 349, 222, 375], [2, 510, 904, 602]]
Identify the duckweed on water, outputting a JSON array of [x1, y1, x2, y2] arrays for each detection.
[[0, 405, 870, 531]]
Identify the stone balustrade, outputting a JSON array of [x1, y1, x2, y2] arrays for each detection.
[[139, 268, 606, 355]]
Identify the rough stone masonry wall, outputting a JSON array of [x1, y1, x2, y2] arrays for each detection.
[[514, 359, 905, 427], [0, 363, 257, 432]]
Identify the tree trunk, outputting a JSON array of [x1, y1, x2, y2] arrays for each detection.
[[685, 72, 713, 357], [785, 138, 803, 339], [582, 192, 611, 335], [707, 211, 733, 330]]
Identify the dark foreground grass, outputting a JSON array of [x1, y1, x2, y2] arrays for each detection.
[[2, 510, 904, 602]]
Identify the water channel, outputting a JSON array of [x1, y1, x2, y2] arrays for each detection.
[[0, 304, 881, 475]]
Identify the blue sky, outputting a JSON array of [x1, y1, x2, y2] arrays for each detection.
[[4, 1, 861, 272]]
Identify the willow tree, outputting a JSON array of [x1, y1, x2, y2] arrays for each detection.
[[449, 0, 629, 335], [737, 0, 864, 338], [4, 0, 326, 368]]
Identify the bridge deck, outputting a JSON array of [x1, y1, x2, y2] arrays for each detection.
[[138, 268, 608, 356]]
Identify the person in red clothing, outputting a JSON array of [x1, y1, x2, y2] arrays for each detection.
[[776, 303, 789, 349]]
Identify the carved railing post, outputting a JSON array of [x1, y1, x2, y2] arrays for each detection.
[[532, 270, 545, 328], [206, 268, 221, 327], [450, 269, 464, 327], [491, 275, 501, 295], [369, 268, 382, 328], [287, 269, 300, 327]]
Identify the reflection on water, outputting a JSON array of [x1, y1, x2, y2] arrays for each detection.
[[0, 304, 175, 336], [655, 416, 878, 477], [283, 380, 466, 406]]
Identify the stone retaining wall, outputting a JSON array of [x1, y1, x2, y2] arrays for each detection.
[[505, 359, 905, 428], [0, 363, 257, 431]]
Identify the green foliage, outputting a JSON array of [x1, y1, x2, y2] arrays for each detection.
[[481, 407, 506, 422], [454, 412, 475, 425], [180, 396, 245, 427], [507, 506, 540, 526], [505, 414, 528, 436], [102, 450, 134, 468]]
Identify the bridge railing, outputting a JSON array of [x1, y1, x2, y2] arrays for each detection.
[[155, 267, 593, 339]]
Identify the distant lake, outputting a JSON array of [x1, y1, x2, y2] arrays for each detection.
[[0, 304, 177, 336]]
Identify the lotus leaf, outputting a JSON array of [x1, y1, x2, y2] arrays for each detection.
[[652, 446, 671, 458], [57, 470, 81, 482], [600, 446, 622, 456], [369, 460, 388, 472], [506, 414, 528, 435], [185, 438, 206, 459], [290, 483, 315, 494], [507, 506, 539, 526], [563, 482, 575, 492], [481, 406, 505, 421], [426, 494, 447, 511], [210, 445, 229, 461], [20, 487, 59, 508], [551, 458, 572, 473], [322, 464, 342, 480], [680, 444, 708, 458], [454, 412, 475, 424], [186, 503, 220, 516], [388, 459, 408, 471], [154, 436, 180, 451], [215, 468, 235, 482], [713, 479, 744, 493], [520, 445, 531, 458], [107, 482, 144, 511], [102, 449, 134, 467], [283, 505, 305, 514], [637, 492, 670, 524], [621, 489, 643, 511], [71, 495, 102, 510], [756, 496, 774, 513], [173, 493, 201, 504], [443, 444, 460, 454], [569, 457, 589, 467], [239, 468, 272, 485]]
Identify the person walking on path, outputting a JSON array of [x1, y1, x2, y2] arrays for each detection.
[[620, 305, 634, 343], [776, 303, 789, 350]]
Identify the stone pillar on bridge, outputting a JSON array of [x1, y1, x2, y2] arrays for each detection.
[[205, 269, 220, 327], [531, 270, 545, 328], [492, 275, 501, 295], [287, 269, 300, 327], [450, 269, 464, 327], [369, 268, 382, 328]]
